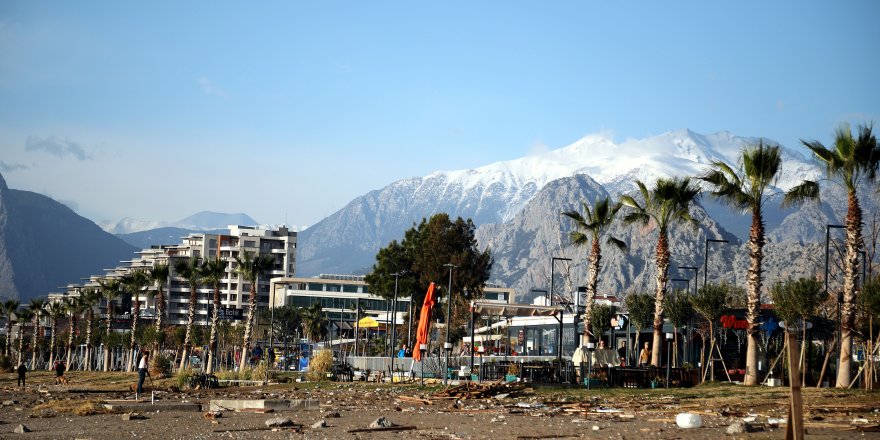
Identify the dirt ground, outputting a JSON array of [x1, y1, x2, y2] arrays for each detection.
[[0, 371, 878, 439]]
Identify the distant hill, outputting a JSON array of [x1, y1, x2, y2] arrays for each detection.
[[100, 211, 258, 234], [117, 226, 228, 249], [0, 172, 138, 301]]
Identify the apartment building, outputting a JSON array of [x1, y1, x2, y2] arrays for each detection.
[[49, 225, 296, 327]]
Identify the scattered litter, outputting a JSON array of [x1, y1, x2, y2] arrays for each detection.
[[767, 417, 786, 426], [311, 419, 327, 429], [852, 418, 870, 424], [675, 413, 703, 429], [596, 407, 622, 413], [265, 417, 295, 428], [370, 417, 395, 428]]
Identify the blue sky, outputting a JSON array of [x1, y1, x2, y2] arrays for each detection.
[[1, 1, 878, 228]]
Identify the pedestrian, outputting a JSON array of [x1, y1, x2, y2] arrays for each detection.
[[54, 360, 67, 385], [137, 351, 150, 395], [267, 347, 275, 366], [17, 363, 27, 388], [639, 342, 651, 367]]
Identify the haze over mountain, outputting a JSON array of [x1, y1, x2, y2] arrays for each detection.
[[0, 172, 138, 302], [295, 129, 878, 300], [100, 211, 258, 234]]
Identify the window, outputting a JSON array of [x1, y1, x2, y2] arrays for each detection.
[[243, 240, 256, 248], [342, 285, 359, 293], [208, 239, 217, 247], [326, 284, 341, 292], [307, 283, 324, 291]]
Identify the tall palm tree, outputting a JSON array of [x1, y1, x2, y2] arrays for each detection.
[[563, 197, 626, 345], [787, 122, 880, 387], [28, 299, 46, 369], [15, 308, 33, 367], [64, 296, 84, 369], [147, 263, 170, 338], [701, 140, 808, 385], [234, 251, 275, 370], [46, 302, 65, 370], [302, 302, 329, 343], [200, 258, 227, 374], [122, 271, 149, 372], [621, 177, 700, 366], [79, 289, 101, 371], [98, 279, 122, 372], [3, 299, 20, 357], [174, 257, 203, 370]]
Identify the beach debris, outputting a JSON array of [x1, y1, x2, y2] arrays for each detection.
[[370, 417, 395, 428], [675, 413, 702, 429], [265, 417, 295, 428]]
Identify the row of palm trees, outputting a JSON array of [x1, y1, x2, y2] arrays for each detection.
[[1, 250, 283, 374], [565, 122, 879, 387]]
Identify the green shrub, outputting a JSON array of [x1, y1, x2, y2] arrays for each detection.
[[175, 367, 195, 389], [149, 352, 173, 378]]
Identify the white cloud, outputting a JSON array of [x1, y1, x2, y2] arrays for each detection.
[[0, 161, 27, 172], [25, 135, 93, 160], [198, 76, 230, 99]]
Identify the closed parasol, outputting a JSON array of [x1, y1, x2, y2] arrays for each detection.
[[412, 282, 437, 361]]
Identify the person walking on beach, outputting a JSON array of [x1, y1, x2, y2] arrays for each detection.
[[17, 363, 27, 388], [137, 351, 150, 394]]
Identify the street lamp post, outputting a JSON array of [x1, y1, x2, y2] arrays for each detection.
[[703, 239, 730, 288], [419, 343, 427, 386], [443, 264, 457, 385], [665, 332, 673, 388], [390, 272, 402, 382], [825, 224, 845, 382], [679, 266, 699, 366], [586, 341, 595, 390]]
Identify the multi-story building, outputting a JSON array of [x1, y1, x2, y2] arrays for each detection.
[[48, 225, 296, 327]]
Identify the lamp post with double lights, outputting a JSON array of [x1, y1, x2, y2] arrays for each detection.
[[704, 238, 730, 288], [586, 341, 595, 389], [443, 263, 457, 385], [665, 332, 673, 388], [419, 343, 427, 385]]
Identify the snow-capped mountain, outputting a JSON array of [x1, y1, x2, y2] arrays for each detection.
[[297, 129, 832, 280], [100, 211, 258, 234]]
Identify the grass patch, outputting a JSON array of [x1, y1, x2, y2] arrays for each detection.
[[32, 399, 114, 416]]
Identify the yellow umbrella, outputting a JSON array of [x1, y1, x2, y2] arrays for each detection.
[[358, 316, 379, 329]]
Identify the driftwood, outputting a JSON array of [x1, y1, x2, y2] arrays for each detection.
[[347, 426, 418, 433], [431, 380, 527, 400]]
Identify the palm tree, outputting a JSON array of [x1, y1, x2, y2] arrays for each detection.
[[64, 296, 84, 369], [15, 308, 33, 367], [302, 302, 329, 343], [701, 140, 808, 385], [98, 279, 122, 372], [624, 293, 655, 365], [3, 299, 20, 357], [147, 263, 170, 338], [28, 299, 46, 369], [234, 251, 275, 371], [122, 271, 149, 372], [174, 256, 203, 370], [786, 123, 880, 387], [563, 197, 626, 344], [46, 302, 65, 370], [200, 258, 228, 374], [621, 177, 700, 366], [79, 289, 101, 371]]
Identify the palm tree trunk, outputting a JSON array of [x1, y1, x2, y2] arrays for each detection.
[[179, 282, 197, 371], [49, 318, 57, 371], [127, 296, 140, 372], [65, 314, 76, 369], [583, 240, 601, 343], [652, 231, 670, 367], [31, 316, 39, 369], [5, 321, 11, 357], [207, 286, 220, 374], [16, 325, 25, 366], [239, 283, 258, 371], [744, 205, 764, 386], [84, 310, 93, 371], [103, 305, 112, 372], [154, 288, 164, 348], [837, 191, 862, 387]]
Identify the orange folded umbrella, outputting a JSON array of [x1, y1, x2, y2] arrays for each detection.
[[412, 282, 437, 361]]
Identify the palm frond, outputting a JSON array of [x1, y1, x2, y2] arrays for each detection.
[[782, 181, 820, 207], [606, 236, 627, 251]]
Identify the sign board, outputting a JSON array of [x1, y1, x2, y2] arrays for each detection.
[[218, 307, 245, 320]]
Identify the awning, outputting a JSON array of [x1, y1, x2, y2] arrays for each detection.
[[473, 319, 510, 334], [471, 301, 564, 318], [462, 334, 504, 343]]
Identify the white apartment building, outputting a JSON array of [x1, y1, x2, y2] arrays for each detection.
[[49, 225, 296, 327]]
